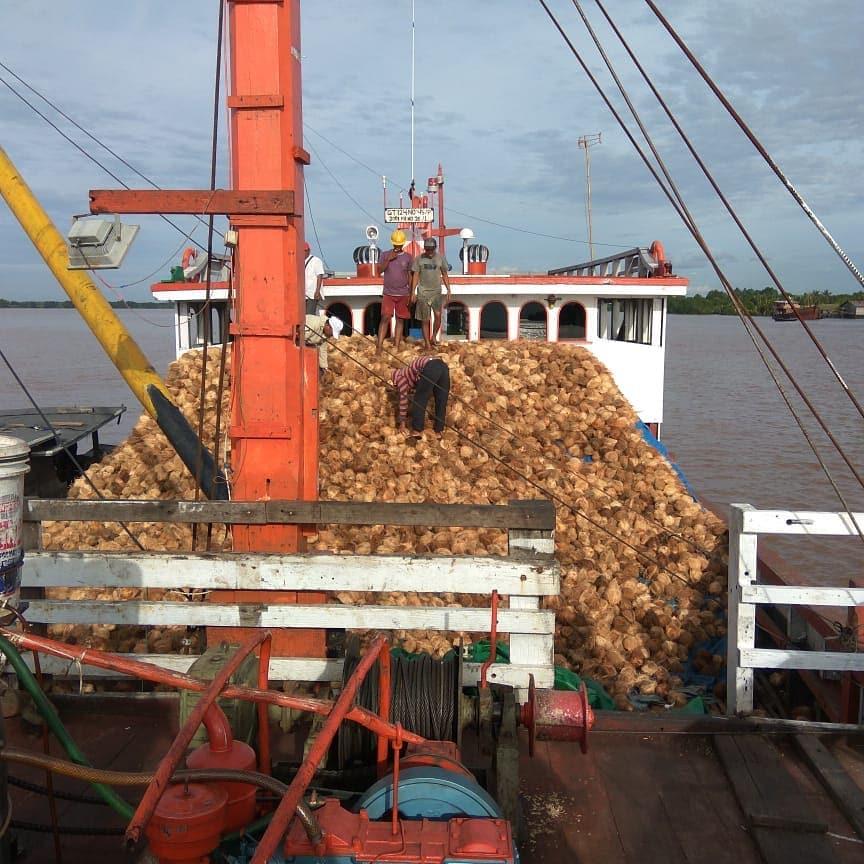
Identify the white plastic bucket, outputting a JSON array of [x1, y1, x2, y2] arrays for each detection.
[[0, 435, 30, 624]]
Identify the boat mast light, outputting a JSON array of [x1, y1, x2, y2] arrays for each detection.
[[67, 214, 139, 269]]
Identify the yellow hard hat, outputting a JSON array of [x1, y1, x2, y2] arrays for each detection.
[[391, 229, 407, 246]]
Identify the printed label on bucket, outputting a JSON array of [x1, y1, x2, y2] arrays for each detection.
[[0, 558, 22, 600], [0, 492, 23, 570]]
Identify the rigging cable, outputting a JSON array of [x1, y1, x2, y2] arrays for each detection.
[[0, 65, 216, 257], [534, 0, 864, 525], [632, 0, 864, 424], [566, 0, 864, 536], [586, 0, 864, 538], [303, 122, 623, 250], [192, 0, 230, 536], [0, 345, 145, 552], [304, 124, 383, 180], [304, 139, 381, 224], [304, 181, 327, 269], [371, 335, 725, 566], [641, 0, 864, 293]]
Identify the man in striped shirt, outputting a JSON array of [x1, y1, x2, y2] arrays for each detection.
[[390, 355, 451, 436]]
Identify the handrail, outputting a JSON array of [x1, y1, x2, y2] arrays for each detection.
[[18, 497, 559, 691], [727, 503, 864, 717]]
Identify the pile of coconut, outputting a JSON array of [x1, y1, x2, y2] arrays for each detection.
[[43, 337, 728, 709]]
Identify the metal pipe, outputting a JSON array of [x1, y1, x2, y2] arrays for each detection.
[[201, 703, 233, 754], [0, 746, 322, 843], [257, 633, 272, 776], [376, 642, 391, 775], [480, 589, 499, 688], [0, 633, 134, 820], [125, 631, 270, 848], [250, 634, 389, 864], [0, 628, 426, 746], [0, 144, 227, 500]]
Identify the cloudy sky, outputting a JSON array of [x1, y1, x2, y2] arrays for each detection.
[[1, 0, 863, 301]]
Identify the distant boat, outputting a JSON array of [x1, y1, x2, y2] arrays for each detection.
[[771, 299, 821, 321]]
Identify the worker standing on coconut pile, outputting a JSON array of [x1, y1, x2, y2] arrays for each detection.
[[390, 354, 450, 439], [376, 229, 414, 355], [304, 241, 325, 314], [410, 237, 451, 350], [305, 313, 343, 379]]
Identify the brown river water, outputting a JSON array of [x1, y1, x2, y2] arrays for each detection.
[[1, 308, 862, 587]]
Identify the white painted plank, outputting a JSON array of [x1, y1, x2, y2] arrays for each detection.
[[735, 506, 864, 537], [24, 600, 555, 633], [727, 504, 757, 715], [740, 648, 864, 673], [742, 584, 864, 607], [22, 552, 559, 596], [508, 596, 552, 671], [15, 654, 553, 689]]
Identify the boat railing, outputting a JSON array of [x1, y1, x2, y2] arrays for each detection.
[[547, 246, 658, 278], [18, 497, 558, 695], [727, 503, 864, 719]]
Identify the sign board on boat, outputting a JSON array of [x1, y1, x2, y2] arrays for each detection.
[[384, 207, 434, 223]]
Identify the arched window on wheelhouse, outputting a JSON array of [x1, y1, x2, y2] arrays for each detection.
[[479, 301, 508, 339], [557, 302, 586, 340], [519, 301, 547, 341], [443, 301, 469, 339], [362, 302, 382, 337], [324, 302, 353, 336]]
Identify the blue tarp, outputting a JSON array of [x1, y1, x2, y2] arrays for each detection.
[[635, 420, 698, 499]]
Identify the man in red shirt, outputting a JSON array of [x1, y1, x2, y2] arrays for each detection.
[[390, 355, 450, 437], [376, 230, 413, 354]]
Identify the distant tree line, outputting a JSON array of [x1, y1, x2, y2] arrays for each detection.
[[669, 286, 864, 315], [0, 298, 168, 308]]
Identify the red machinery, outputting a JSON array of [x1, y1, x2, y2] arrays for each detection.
[[4, 627, 593, 864]]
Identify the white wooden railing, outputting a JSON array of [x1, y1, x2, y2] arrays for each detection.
[[16, 498, 559, 695], [727, 503, 864, 717]]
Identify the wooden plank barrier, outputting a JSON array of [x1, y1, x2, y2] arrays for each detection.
[[18, 498, 559, 692], [727, 504, 864, 717]]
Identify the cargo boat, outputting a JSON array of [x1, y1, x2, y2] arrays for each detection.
[[152, 226, 687, 437], [772, 299, 822, 321], [0, 2, 863, 863]]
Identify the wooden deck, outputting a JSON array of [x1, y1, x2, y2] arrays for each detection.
[[4, 698, 864, 864]]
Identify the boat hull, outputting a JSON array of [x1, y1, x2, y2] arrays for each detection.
[[772, 305, 821, 321]]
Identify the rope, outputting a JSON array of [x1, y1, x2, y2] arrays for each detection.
[[535, 0, 864, 531], [339, 646, 459, 766]]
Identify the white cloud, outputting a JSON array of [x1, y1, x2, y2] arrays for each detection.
[[0, 0, 862, 300]]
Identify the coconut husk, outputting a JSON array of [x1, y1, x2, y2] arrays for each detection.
[[43, 339, 728, 703]]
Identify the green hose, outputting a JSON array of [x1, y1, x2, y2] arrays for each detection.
[[0, 634, 134, 820]]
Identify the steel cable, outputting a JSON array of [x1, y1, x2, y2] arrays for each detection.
[[535, 0, 864, 530]]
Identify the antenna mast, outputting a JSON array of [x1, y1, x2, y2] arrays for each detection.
[[578, 132, 602, 259], [410, 0, 416, 191]]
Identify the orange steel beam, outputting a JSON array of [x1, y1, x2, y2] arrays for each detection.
[[208, 0, 323, 655], [88, 189, 296, 215]]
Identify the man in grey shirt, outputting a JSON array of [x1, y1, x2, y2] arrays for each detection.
[[410, 237, 452, 350]]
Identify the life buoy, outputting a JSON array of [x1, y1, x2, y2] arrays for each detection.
[[181, 247, 200, 282]]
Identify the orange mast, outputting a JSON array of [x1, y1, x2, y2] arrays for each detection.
[[78, 1, 322, 654], [218, 0, 323, 653]]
